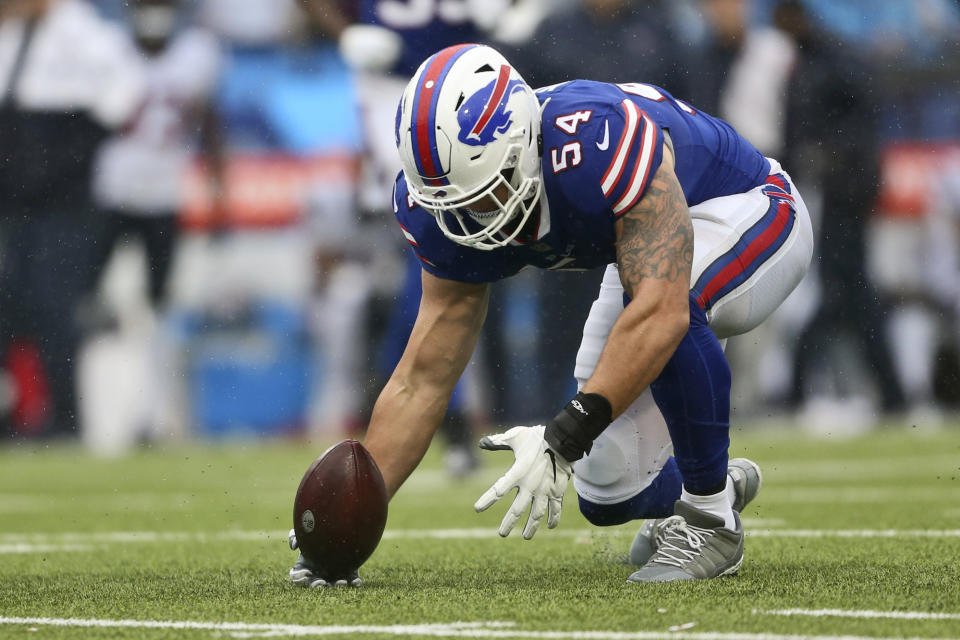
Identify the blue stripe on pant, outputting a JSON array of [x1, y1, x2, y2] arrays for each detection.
[[691, 194, 796, 313]]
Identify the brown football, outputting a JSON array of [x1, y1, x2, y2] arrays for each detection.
[[292, 440, 388, 579]]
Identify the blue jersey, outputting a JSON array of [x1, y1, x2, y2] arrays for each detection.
[[394, 80, 771, 283], [358, 1, 486, 77]]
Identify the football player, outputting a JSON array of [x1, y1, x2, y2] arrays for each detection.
[[292, 43, 813, 585]]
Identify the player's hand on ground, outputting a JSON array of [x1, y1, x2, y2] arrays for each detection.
[[287, 529, 362, 588], [474, 425, 573, 540]]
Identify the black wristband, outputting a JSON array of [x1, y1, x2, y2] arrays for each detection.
[[543, 392, 613, 463]]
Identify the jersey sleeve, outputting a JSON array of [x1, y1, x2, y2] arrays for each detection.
[[393, 175, 441, 275], [598, 99, 664, 218], [548, 88, 665, 222]]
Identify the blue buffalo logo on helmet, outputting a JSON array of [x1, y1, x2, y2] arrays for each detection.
[[457, 65, 525, 147]]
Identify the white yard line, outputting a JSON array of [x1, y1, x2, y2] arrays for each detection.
[[759, 487, 960, 503], [4, 484, 956, 514], [0, 543, 93, 554], [758, 454, 960, 482], [2, 527, 960, 554], [0, 490, 292, 514], [747, 529, 960, 538], [1, 617, 958, 640], [755, 609, 960, 621], [0, 530, 275, 544]]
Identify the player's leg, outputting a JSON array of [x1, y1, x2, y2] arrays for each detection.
[[572, 265, 679, 525], [572, 266, 762, 528], [690, 164, 815, 341], [137, 213, 178, 309], [649, 292, 734, 516], [652, 164, 813, 502], [629, 163, 813, 582]]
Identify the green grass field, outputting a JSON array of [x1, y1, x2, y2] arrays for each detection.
[[1, 425, 959, 639]]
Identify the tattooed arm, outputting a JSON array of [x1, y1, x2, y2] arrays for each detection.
[[580, 144, 693, 417]]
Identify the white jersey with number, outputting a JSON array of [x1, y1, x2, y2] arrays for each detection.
[[93, 28, 222, 215]]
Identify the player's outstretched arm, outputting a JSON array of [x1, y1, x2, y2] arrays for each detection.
[[363, 270, 490, 498], [581, 146, 693, 418]]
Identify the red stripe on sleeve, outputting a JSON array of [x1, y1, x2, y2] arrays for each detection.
[[601, 100, 639, 197]]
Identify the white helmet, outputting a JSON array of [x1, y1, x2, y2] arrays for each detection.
[[395, 44, 543, 251]]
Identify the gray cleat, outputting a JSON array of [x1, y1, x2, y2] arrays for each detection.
[[627, 518, 659, 566], [728, 457, 762, 512], [627, 501, 744, 583], [628, 457, 761, 566]]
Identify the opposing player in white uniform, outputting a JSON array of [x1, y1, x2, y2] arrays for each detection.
[[92, 0, 223, 304], [290, 44, 813, 586]]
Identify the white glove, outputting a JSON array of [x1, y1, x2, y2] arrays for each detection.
[[473, 425, 573, 540], [287, 529, 362, 588], [338, 24, 403, 73]]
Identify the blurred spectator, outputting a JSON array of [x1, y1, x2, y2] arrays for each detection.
[[674, 0, 803, 414], [513, 0, 691, 94], [774, 0, 907, 417], [90, 0, 224, 312], [0, 0, 145, 437], [199, 0, 304, 46], [685, 0, 795, 156], [756, 0, 960, 64], [70, 0, 225, 453]]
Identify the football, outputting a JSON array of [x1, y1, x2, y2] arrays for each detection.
[[292, 439, 388, 579]]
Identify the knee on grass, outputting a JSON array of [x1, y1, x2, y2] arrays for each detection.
[[577, 457, 681, 526]]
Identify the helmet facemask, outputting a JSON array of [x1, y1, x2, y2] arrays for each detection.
[[414, 137, 542, 250]]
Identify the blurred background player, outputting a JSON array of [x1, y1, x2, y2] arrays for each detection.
[[0, 0, 145, 438], [672, 0, 809, 417], [90, 0, 224, 314], [772, 0, 907, 422], [77, 0, 224, 450]]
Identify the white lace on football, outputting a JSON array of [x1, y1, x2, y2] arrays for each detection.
[[648, 516, 716, 568]]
